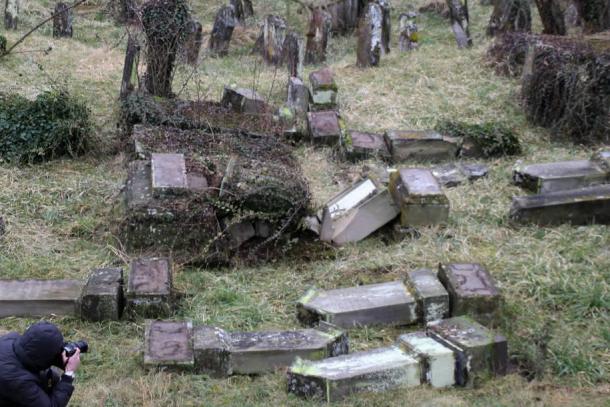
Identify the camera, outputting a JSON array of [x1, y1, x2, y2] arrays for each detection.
[[63, 340, 88, 357]]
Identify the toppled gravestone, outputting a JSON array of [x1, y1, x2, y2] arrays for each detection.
[[318, 178, 399, 245], [397, 331, 455, 388], [509, 184, 610, 225], [513, 153, 610, 193], [0, 280, 85, 318], [385, 130, 461, 162], [194, 322, 347, 376], [81, 268, 124, 322], [126, 257, 173, 319], [307, 110, 344, 145], [144, 320, 195, 369], [345, 131, 391, 161], [221, 87, 269, 115], [427, 316, 507, 385], [309, 68, 338, 111], [432, 162, 489, 187], [297, 280, 418, 328], [438, 263, 501, 326], [287, 345, 421, 401], [389, 168, 450, 227], [407, 268, 450, 323]]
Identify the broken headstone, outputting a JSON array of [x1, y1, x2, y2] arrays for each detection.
[[513, 158, 608, 194], [305, 8, 332, 64], [256, 14, 287, 65], [344, 131, 391, 161], [407, 268, 449, 323], [0, 279, 84, 318], [209, 6, 236, 57], [81, 268, 124, 322], [397, 331, 455, 388], [399, 12, 419, 51], [307, 110, 344, 146], [151, 153, 188, 197], [144, 320, 194, 369], [221, 86, 268, 115], [126, 257, 173, 318], [193, 325, 233, 377], [385, 130, 460, 162], [357, 2, 383, 67], [297, 280, 418, 328], [309, 67, 338, 111]]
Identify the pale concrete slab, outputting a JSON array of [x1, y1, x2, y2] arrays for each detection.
[[397, 331, 455, 388], [151, 153, 188, 197], [0, 280, 84, 318]]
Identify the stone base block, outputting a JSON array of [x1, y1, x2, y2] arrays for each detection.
[[407, 268, 449, 323], [144, 320, 194, 369], [397, 331, 455, 388], [81, 268, 124, 321]]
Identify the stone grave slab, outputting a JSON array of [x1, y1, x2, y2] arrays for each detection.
[[345, 131, 391, 161], [81, 268, 124, 321], [144, 320, 194, 368], [309, 68, 338, 110], [513, 159, 608, 194], [287, 346, 421, 401], [427, 316, 507, 386], [221, 86, 268, 114], [407, 268, 449, 323], [389, 168, 449, 227], [297, 280, 418, 328], [151, 153, 188, 197], [125, 160, 153, 211], [509, 184, 610, 225], [307, 111, 343, 145], [385, 130, 460, 162], [193, 325, 233, 377], [438, 263, 500, 325], [126, 257, 172, 318], [320, 178, 399, 245], [397, 331, 455, 388], [0, 280, 85, 318]]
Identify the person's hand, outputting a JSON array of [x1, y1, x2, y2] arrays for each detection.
[[62, 348, 81, 372]]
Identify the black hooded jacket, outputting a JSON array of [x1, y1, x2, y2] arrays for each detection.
[[0, 322, 74, 407]]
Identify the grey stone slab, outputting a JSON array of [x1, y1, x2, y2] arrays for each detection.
[[427, 317, 507, 386], [187, 174, 208, 193], [151, 153, 188, 197], [407, 268, 449, 323], [509, 184, 610, 226], [438, 263, 500, 325], [297, 280, 418, 328], [81, 268, 124, 322], [0, 280, 84, 318], [126, 257, 172, 319], [225, 221, 255, 249], [144, 320, 194, 368], [345, 131, 391, 161], [389, 168, 449, 227], [385, 130, 460, 162], [513, 159, 608, 194], [125, 160, 153, 210], [221, 86, 268, 114], [397, 331, 455, 388], [307, 111, 342, 145], [193, 325, 233, 377], [287, 76, 310, 116], [287, 346, 421, 401]]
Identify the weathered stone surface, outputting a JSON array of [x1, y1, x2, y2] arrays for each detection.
[[320, 179, 399, 245], [0, 280, 84, 318], [447, 0, 472, 48], [345, 131, 391, 161], [438, 263, 500, 325], [399, 12, 419, 51], [297, 280, 418, 328], [309, 68, 338, 110], [305, 8, 332, 64], [357, 2, 383, 67], [187, 174, 208, 193], [151, 153, 188, 197], [307, 111, 343, 145], [513, 159, 608, 194], [53, 2, 73, 38], [427, 316, 508, 385], [184, 19, 203, 65], [287, 346, 421, 401], [193, 325, 232, 377], [230, 0, 244, 24], [144, 320, 194, 368], [120, 36, 140, 99], [385, 130, 460, 162], [431, 163, 489, 187], [221, 86, 268, 115], [287, 76, 310, 116], [257, 14, 287, 65], [209, 6, 235, 57], [509, 184, 610, 225], [282, 31, 304, 78], [407, 268, 449, 323], [461, 163, 489, 180], [397, 331, 455, 388], [376, 0, 391, 54], [4, 0, 20, 29], [126, 257, 172, 318], [389, 168, 450, 227], [81, 268, 124, 322], [592, 150, 610, 171]]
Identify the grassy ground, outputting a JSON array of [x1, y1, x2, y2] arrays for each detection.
[[1, 0, 609, 405]]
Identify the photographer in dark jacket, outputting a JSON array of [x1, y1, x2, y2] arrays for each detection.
[[0, 322, 81, 407]]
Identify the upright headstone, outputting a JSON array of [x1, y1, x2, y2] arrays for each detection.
[[287, 76, 310, 116], [446, 0, 472, 48], [534, 0, 566, 35], [256, 14, 287, 65], [126, 257, 173, 318], [120, 36, 140, 99], [243, 0, 254, 17], [230, 0, 245, 25], [282, 31, 304, 78], [357, 2, 383, 67], [53, 2, 73, 38], [81, 268, 124, 322], [487, 0, 532, 36], [305, 8, 332, 64], [0, 280, 85, 318], [4, 0, 19, 29], [376, 0, 391, 54], [397, 332, 455, 388], [144, 320, 194, 369], [209, 6, 235, 57], [399, 12, 419, 51], [184, 19, 203, 65]]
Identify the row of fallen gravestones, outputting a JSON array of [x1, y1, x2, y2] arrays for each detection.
[[142, 263, 507, 400]]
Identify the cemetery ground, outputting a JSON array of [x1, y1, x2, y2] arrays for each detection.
[[0, 0, 608, 405]]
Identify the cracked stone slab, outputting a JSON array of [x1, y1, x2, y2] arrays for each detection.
[[151, 153, 188, 197], [345, 131, 391, 161], [509, 184, 610, 226], [307, 110, 342, 145], [407, 268, 449, 323], [126, 257, 172, 319], [397, 331, 455, 388], [427, 317, 507, 386], [385, 130, 460, 162], [513, 159, 608, 194], [81, 268, 124, 321], [0, 280, 85, 318], [297, 280, 418, 328], [287, 345, 421, 401], [144, 320, 194, 368]]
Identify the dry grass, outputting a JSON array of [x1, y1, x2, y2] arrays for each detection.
[[0, 0, 609, 405]]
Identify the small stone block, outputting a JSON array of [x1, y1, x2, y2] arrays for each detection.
[[81, 268, 124, 321], [407, 268, 449, 323], [309, 68, 338, 110], [297, 280, 418, 328], [307, 111, 342, 145], [287, 346, 421, 401], [438, 263, 500, 325], [345, 131, 391, 161], [126, 257, 172, 318], [309, 67, 337, 91], [389, 168, 450, 227], [397, 331, 455, 388], [187, 174, 208, 193], [385, 130, 460, 162], [509, 184, 610, 225], [513, 159, 608, 194], [151, 153, 188, 197], [287, 76, 310, 116], [144, 320, 194, 368], [193, 325, 233, 377], [0, 280, 85, 318], [427, 316, 508, 386]]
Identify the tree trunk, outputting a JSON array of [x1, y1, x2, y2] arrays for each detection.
[[4, 0, 19, 30], [254, 14, 287, 65], [53, 2, 73, 38], [243, 0, 254, 17], [399, 12, 419, 51], [305, 8, 332, 64], [487, 0, 531, 36], [376, 0, 391, 54], [184, 19, 202, 65], [230, 0, 245, 25], [115, 0, 137, 23], [282, 31, 304, 78], [534, 0, 566, 35], [357, 2, 382, 67], [120, 36, 140, 99], [209, 6, 235, 57], [447, 0, 472, 48], [574, 0, 610, 34]]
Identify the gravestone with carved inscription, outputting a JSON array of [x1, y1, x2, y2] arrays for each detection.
[[126, 257, 173, 318], [144, 320, 194, 369]]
